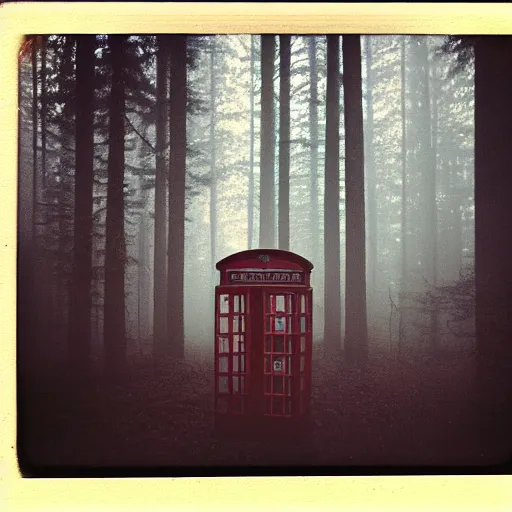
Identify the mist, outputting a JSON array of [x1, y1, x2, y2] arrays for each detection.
[[17, 34, 512, 474]]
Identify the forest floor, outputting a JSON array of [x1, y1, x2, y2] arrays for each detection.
[[19, 343, 511, 475]]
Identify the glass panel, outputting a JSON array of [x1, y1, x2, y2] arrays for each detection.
[[285, 397, 292, 415], [234, 295, 240, 313], [300, 335, 306, 353], [241, 316, 246, 333], [240, 376, 245, 393], [273, 376, 283, 394], [287, 295, 293, 314], [266, 316, 271, 333], [218, 337, 229, 353], [266, 296, 272, 313], [240, 355, 245, 373], [265, 335, 272, 353], [233, 334, 244, 352], [286, 337, 293, 354], [276, 295, 285, 312], [300, 316, 306, 333], [233, 316, 239, 333], [220, 294, 230, 314], [265, 355, 270, 372], [274, 335, 284, 353], [233, 376, 239, 393], [218, 376, 228, 393], [272, 396, 283, 415], [300, 295, 306, 313], [220, 317, 228, 333], [241, 295, 245, 313], [287, 356, 292, 374], [287, 316, 293, 333], [273, 356, 284, 373], [217, 397, 228, 413], [218, 356, 228, 373], [275, 316, 285, 332], [233, 355, 239, 373], [265, 374, 272, 394], [285, 377, 291, 395], [300, 355, 305, 372]]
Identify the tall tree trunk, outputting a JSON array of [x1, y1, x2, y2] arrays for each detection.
[[209, 40, 218, 303], [259, 35, 276, 248], [31, 39, 38, 243], [167, 35, 187, 359], [248, 35, 255, 249], [104, 35, 127, 378], [474, 36, 512, 395], [41, 36, 47, 189], [308, 36, 319, 264], [364, 36, 377, 292], [323, 35, 342, 355], [278, 35, 291, 251], [343, 35, 368, 364], [428, 41, 439, 351], [69, 35, 95, 377], [398, 36, 408, 352], [153, 35, 169, 362]]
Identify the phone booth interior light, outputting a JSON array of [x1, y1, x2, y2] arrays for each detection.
[[213, 249, 313, 439]]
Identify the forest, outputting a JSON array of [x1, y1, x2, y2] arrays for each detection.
[[17, 34, 512, 473]]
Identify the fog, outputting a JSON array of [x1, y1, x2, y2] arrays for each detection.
[[17, 34, 510, 474]]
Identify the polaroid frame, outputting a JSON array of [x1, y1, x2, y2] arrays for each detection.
[[1, 2, 512, 510]]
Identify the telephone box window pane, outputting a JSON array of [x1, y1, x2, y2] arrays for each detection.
[[219, 317, 228, 333], [241, 295, 245, 313], [233, 356, 239, 373], [300, 355, 305, 372], [218, 376, 228, 393], [274, 335, 284, 353], [272, 396, 283, 415], [285, 397, 292, 415], [286, 337, 293, 354], [233, 335, 244, 352], [217, 397, 228, 414], [233, 316, 239, 333], [300, 316, 306, 333], [287, 356, 292, 374], [266, 316, 271, 332], [276, 295, 285, 312], [265, 374, 271, 394], [300, 295, 306, 313], [273, 376, 283, 394], [287, 295, 294, 314], [240, 355, 245, 373], [218, 337, 229, 353], [233, 376, 239, 393], [241, 316, 246, 332], [220, 294, 229, 314], [264, 355, 270, 372], [272, 356, 284, 373], [275, 316, 285, 332], [265, 335, 272, 353], [240, 376, 245, 393], [234, 295, 240, 313], [300, 335, 306, 353], [285, 377, 291, 395], [287, 316, 293, 333], [219, 356, 228, 373]]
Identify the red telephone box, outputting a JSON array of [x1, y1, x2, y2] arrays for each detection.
[[213, 249, 313, 439]]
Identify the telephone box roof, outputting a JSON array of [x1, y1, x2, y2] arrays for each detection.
[[216, 249, 314, 271]]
